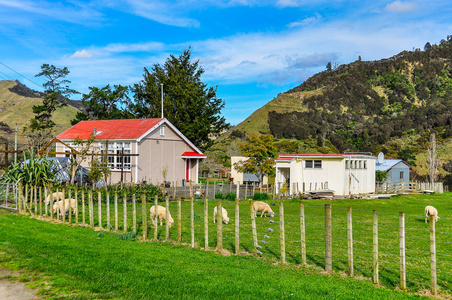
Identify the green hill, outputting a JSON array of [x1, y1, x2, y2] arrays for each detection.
[[211, 38, 452, 183], [0, 80, 80, 144]]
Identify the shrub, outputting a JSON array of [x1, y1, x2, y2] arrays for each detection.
[[224, 192, 236, 201], [215, 192, 223, 199], [119, 232, 136, 240], [253, 192, 270, 200]]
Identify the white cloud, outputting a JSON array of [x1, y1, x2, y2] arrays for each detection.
[[384, 1, 418, 13], [288, 13, 321, 28], [276, 0, 304, 8], [71, 49, 92, 59]]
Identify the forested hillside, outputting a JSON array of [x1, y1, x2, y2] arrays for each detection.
[[211, 37, 452, 183]]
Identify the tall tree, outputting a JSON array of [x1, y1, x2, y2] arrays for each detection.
[[31, 64, 78, 130], [128, 48, 229, 148], [233, 134, 277, 183], [71, 84, 129, 125]]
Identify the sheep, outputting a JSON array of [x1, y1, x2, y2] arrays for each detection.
[[52, 199, 78, 218], [213, 206, 230, 224], [150, 205, 174, 227], [425, 205, 440, 223], [45, 192, 65, 205], [253, 201, 275, 218]]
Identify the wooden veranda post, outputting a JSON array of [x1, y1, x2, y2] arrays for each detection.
[[325, 204, 332, 272]]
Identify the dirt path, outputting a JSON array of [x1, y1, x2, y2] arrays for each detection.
[[0, 268, 38, 300]]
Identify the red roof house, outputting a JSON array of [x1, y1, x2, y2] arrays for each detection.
[[56, 118, 206, 185]]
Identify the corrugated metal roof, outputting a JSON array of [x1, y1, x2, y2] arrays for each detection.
[[376, 159, 410, 172], [181, 152, 207, 158], [57, 119, 163, 140]]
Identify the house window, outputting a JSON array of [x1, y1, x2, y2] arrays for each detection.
[[400, 171, 404, 180], [314, 160, 322, 168], [359, 160, 362, 169], [62, 142, 77, 159], [305, 160, 313, 168], [363, 160, 367, 169], [101, 142, 132, 171], [160, 125, 165, 136]]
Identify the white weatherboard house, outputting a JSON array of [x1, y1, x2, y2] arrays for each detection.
[[375, 153, 410, 184], [275, 153, 377, 196]]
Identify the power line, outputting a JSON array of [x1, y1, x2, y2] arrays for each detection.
[[0, 70, 14, 80], [0, 61, 43, 89]]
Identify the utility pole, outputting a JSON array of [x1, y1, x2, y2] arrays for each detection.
[[14, 123, 18, 164], [161, 83, 164, 118]]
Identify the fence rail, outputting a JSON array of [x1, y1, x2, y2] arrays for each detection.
[[376, 181, 444, 194], [10, 183, 451, 296]]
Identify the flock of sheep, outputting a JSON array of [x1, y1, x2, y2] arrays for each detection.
[[45, 192, 441, 226]]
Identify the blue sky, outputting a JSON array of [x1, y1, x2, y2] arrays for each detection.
[[0, 1, 451, 125]]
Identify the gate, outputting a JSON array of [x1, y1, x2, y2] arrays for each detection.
[[0, 183, 18, 210]]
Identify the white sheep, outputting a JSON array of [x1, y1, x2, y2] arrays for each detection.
[[52, 199, 78, 217], [45, 192, 65, 205], [253, 201, 275, 218], [425, 205, 440, 223], [213, 206, 230, 224], [150, 205, 174, 227]]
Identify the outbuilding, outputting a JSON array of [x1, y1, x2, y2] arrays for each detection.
[[275, 153, 376, 197]]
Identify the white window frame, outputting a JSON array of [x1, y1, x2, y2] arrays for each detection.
[[101, 141, 132, 171], [160, 125, 165, 136], [305, 160, 313, 168], [314, 160, 322, 168]]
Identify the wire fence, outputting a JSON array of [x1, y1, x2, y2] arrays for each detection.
[[13, 183, 450, 296]]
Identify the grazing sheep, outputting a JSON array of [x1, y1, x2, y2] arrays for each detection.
[[253, 201, 275, 218], [45, 192, 65, 205], [52, 199, 78, 217], [150, 205, 174, 227], [425, 205, 440, 223], [213, 206, 230, 224]]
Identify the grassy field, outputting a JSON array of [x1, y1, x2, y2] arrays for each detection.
[[0, 209, 428, 300], [3, 189, 452, 298]]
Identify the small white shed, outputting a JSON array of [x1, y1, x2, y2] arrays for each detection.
[[275, 153, 377, 197]]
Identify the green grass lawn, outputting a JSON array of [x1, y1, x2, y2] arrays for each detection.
[[0, 210, 428, 299], [7, 190, 452, 298]]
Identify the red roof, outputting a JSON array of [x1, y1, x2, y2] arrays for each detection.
[[57, 119, 163, 140], [181, 152, 207, 158]]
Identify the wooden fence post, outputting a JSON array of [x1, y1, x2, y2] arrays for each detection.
[[132, 194, 137, 234], [61, 188, 66, 223], [98, 191, 102, 228], [114, 192, 119, 231], [124, 194, 128, 232], [235, 199, 240, 254], [300, 203, 306, 266], [82, 189, 85, 225], [250, 201, 258, 255], [44, 185, 48, 216], [325, 204, 332, 272], [34, 186, 37, 216], [190, 196, 195, 247], [177, 197, 182, 244], [106, 192, 110, 231], [165, 196, 169, 241], [154, 195, 158, 241], [68, 189, 72, 224], [430, 216, 437, 295], [216, 198, 223, 250], [39, 186, 42, 216], [236, 181, 240, 200], [142, 194, 147, 240], [373, 210, 379, 284], [89, 190, 93, 227], [399, 212, 406, 290], [74, 187, 78, 225], [245, 182, 248, 200], [204, 198, 209, 249], [280, 201, 286, 264], [347, 207, 353, 277]]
